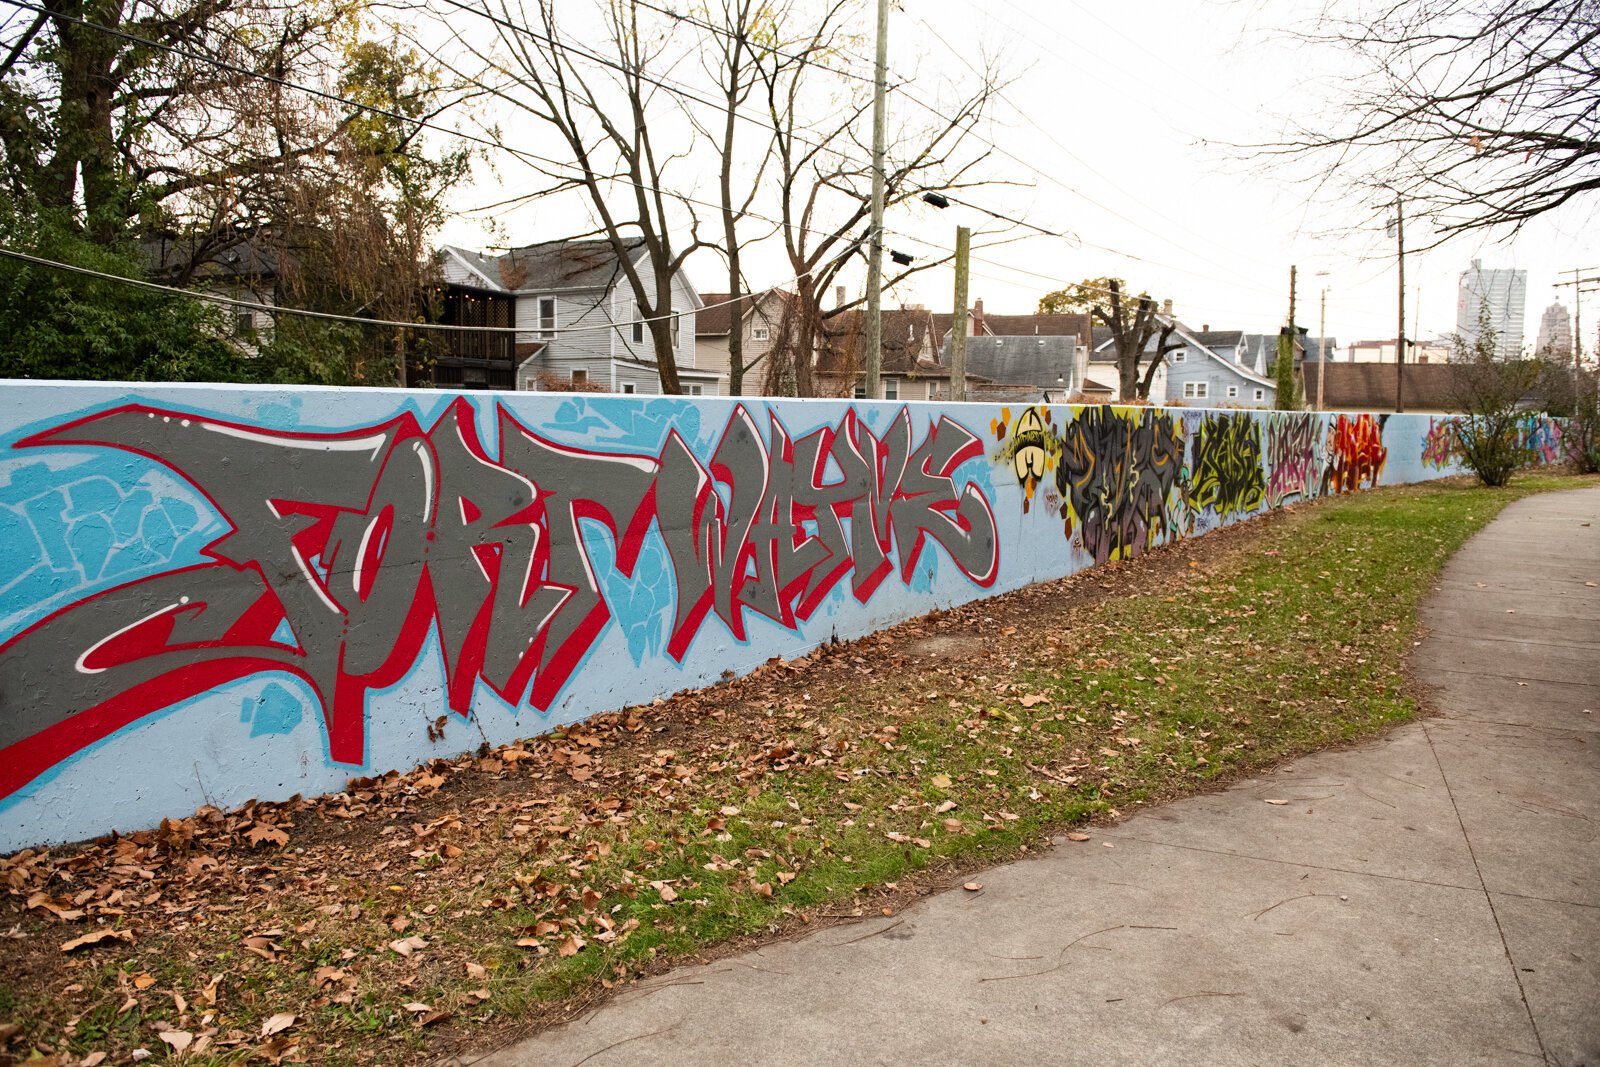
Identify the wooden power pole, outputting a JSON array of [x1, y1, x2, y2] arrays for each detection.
[[1393, 195, 1406, 413], [863, 0, 889, 400], [951, 225, 970, 401]]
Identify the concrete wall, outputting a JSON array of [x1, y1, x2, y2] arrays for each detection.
[[0, 383, 1561, 851]]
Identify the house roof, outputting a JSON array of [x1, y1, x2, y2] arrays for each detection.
[[1303, 362, 1467, 411], [141, 236, 283, 282], [693, 290, 790, 337], [444, 239, 648, 293], [940, 336, 1080, 390], [696, 292, 734, 336], [819, 308, 938, 375], [1092, 321, 1276, 387], [932, 310, 1091, 343], [1192, 329, 1244, 350]]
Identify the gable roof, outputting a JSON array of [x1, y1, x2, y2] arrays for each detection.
[[693, 290, 789, 337], [141, 236, 284, 283], [819, 308, 938, 376], [442, 239, 649, 293], [932, 310, 1091, 344], [697, 292, 735, 336], [1092, 320, 1276, 386], [940, 336, 1080, 391]]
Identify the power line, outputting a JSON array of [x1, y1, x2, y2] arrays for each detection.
[[0, 245, 816, 335], [8, 0, 1290, 323], [3, 0, 878, 267]]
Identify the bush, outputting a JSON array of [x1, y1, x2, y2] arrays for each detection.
[[1566, 369, 1600, 473], [1447, 307, 1542, 487]]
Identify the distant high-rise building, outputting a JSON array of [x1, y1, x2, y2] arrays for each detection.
[[1455, 259, 1527, 360], [1535, 301, 1574, 361]]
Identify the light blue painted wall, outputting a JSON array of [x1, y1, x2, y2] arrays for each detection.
[[0, 383, 1540, 850]]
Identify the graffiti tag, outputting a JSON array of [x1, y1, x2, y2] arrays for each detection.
[[0, 401, 998, 798]]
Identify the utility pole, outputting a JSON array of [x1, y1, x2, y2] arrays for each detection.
[[1288, 264, 1297, 332], [950, 225, 970, 401], [1318, 286, 1328, 412], [1554, 267, 1600, 368], [862, 0, 890, 400], [1391, 195, 1406, 413]]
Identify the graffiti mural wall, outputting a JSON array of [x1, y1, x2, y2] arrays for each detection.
[[0, 383, 1557, 849]]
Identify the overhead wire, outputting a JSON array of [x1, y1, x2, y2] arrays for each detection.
[[5, 0, 1291, 334], [0, 246, 821, 335]]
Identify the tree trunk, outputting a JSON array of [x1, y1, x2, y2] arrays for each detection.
[[46, 2, 125, 239]]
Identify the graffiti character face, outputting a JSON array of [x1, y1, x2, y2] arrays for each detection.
[[1007, 407, 1054, 513]]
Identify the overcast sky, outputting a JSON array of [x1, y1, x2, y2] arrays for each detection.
[[433, 0, 1599, 353]]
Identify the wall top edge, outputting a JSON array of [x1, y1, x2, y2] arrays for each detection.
[[0, 380, 1464, 418]]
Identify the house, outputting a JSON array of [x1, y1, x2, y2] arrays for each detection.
[[1159, 325, 1279, 407], [925, 300, 1097, 401], [816, 306, 971, 400], [436, 239, 721, 394], [142, 236, 280, 350], [694, 289, 791, 395], [1345, 338, 1453, 364], [936, 335, 1091, 402]]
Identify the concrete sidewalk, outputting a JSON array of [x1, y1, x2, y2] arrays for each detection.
[[469, 487, 1600, 1067]]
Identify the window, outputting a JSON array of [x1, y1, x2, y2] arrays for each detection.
[[538, 297, 556, 338], [235, 311, 255, 338], [1226, 385, 1239, 399], [1170, 350, 1186, 363], [927, 382, 936, 400], [632, 320, 644, 344], [621, 382, 637, 394], [883, 379, 898, 400], [686, 384, 704, 396], [753, 326, 770, 342], [1253, 388, 1265, 402], [853, 385, 866, 399], [670, 305, 680, 349], [1183, 381, 1209, 399], [571, 369, 588, 388]]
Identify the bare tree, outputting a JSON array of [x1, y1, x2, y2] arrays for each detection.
[[693, 0, 778, 397], [1094, 280, 1182, 401], [454, 0, 708, 393], [1278, 0, 1599, 241], [754, 2, 1004, 396]]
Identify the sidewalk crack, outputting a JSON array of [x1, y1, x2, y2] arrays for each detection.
[[1422, 720, 1553, 1065]]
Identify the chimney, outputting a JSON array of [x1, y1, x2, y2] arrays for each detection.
[[835, 284, 846, 308], [1201, 323, 1209, 332], [972, 298, 984, 336], [1161, 299, 1173, 317]]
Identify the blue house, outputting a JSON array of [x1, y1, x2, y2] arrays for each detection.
[[1090, 323, 1278, 407]]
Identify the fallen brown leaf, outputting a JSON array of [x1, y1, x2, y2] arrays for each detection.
[[260, 1012, 297, 1037], [246, 823, 290, 847], [388, 935, 428, 958], [60, 928, 133, 952], [158, 1030, 193, 1054]]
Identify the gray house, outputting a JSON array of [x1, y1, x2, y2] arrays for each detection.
[[938, 334, 1090, 401], [439, 239, 721, 395]]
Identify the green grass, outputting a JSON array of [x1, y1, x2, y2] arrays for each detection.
[[3, 471, 1593, 1066]]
